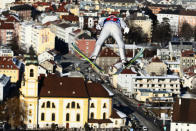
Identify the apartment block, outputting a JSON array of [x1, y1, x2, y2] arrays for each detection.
[[19, 21, 55, 55]]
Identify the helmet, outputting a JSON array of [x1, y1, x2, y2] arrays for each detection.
[[108, 15, 117, 18]]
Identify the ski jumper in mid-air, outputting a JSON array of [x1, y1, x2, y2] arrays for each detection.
[[90, 15, 130, 65]]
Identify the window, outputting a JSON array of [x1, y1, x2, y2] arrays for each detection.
[[66, 113, 69, 121], [41, 113, 45, 121], [47, 101, 50, 108], [30, 69, 34, 77], [77, 103, 80, 109], [90, 112, 94, 119], [52, 113, 55, 121], [103, 113, 106, 119], [76, 114, 80, 121], [71, 102, 75, 108], [41, 103, 45, 108], [66, 103, 70, 108], [90, 103, 94, 108], [52, 103, 55, 108], [115, 120, 118, 125], [103, 103, 106, 108]]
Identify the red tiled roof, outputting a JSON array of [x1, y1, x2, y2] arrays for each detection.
[[125, 49, 134, 57], [121, 69, 136, 74], [0, 57, 19, 70], [88, 119, 113, 124], [151, 57, 162, 62], [39, 75, 89, 98], [99, 48, 119, 57], [45, 6, 55, 12], [56, 6, 68, 12], [180, 10, 196, 16], [183, 65, 196, 73], [172, 98, 196, 123], [182, 50, 195, 57], [110, 109, 121, 119], [86, 83, 110, 97], [33, 2, 51, 6], [5, 15, 19, 22], [61, 15, 79, 22], [0, 22, 14, 29], [73, 29, 81, 34]]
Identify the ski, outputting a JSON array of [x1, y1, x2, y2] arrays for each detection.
[[71, 43, 104, 73]]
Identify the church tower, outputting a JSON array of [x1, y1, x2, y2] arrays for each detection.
[[20, 55, 39, 129]]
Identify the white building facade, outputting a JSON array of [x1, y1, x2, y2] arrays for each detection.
[[157, 13, 179, 35]]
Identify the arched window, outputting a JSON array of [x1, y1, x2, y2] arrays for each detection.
[[52, 103, 55, 108], [90, 112, 94, 119], [76, 114, 80, 121], [41, 103, 45, 108], [103, 112, 106, 119], [66, 103, 70, 108], [77, 103, 80, 109], [103, 103, 106, 108], [71, 102, 75, 108], [41, 113, 45, 121], [30, 69, 34, 77], [52, 113, 55, 121], [47, 101, 50, 108], [90, 103, 94, 108], [66, 113, 69, 121]]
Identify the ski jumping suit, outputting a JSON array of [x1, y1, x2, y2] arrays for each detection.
[[91, 16, 129, 62]]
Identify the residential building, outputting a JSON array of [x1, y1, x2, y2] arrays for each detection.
[[134, 75, 181, 96], [0, 57, 20, 83], [148, 4, 182, 14], [135, 89, 173, 103], [19, 0, 60, 3], [96, 47, 120, 73], [128, 12, 152, 40], [75, 38, 96, 58], [19, 21, 55, 54], [38, 12, 59, 25], [170, 98, 196, 131], [20, 55, 126, 129], [10, 4, 32, 20], [183, 65, 196, 89], [0, 74, 10, 101], [164, 60, 181, 74], [0, 0, 15, 9], [178, 10, 196, 33], [50, 22, 79, 49], [180, 50, 195, 71], [0, 47, 14, 57], [157, 10, 180, 35], [0, 22, 15, 44], [113, 68, 137, 97], [38, 50, 56, 63], [145, 57, 167, 76], [171, 41, 193, 51]]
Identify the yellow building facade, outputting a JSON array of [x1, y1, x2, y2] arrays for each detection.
[[0, 57, 20, 83], [32, 27, 55, 55], [19, 56, 122, 129]]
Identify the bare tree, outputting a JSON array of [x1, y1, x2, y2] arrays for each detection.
[[5, 97, 27, 129], [179, 22, 193, 41], [152, 21, 171, 47]]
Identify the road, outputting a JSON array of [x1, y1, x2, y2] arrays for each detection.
[[106, 84, 161, 131]]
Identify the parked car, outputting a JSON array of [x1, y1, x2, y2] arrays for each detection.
[[143, 126, 148, 131]]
